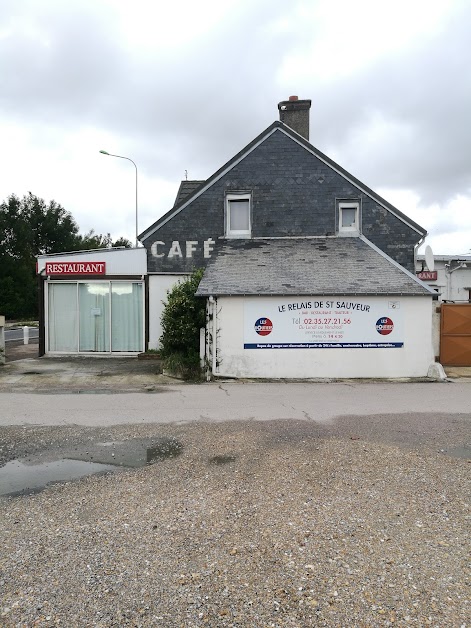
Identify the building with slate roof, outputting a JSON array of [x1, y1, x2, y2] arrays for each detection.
[[139, 96, 436, 378], [196, 237, 433, 298], [36, 97, 437, 374]]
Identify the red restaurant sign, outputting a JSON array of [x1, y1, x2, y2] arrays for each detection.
[[45, 261, 106, 275], [417, 270, 437, 281]]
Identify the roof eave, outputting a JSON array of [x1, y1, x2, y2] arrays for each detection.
[[196, 291, 434, 298]]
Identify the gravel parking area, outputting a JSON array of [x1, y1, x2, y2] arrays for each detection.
[[0, 419, 469, 627]]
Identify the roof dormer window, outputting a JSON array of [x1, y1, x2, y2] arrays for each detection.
[[338, 201, 360, 236], [226, 193, 251, 238]]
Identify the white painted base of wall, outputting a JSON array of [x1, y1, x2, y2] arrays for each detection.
[[427, 362, 447, 380], [148, 274, 188, 350], [211, 296, 435, 379]]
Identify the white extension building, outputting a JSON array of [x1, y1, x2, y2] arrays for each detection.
[[37, 247, 146, 355]]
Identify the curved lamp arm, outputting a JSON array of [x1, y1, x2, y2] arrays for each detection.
[[99, 150, 138, 247]]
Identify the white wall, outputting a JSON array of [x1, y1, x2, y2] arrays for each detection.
[[440, 264, 471, 301], [432, 305, 441, 358], [148, 274, 188, 350], [416, 258, 471, 302], [212, 295, 435, 379]]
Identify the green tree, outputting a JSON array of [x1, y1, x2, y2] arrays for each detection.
[[112, 236, 133, 248], [0, 193, 130, 319], [159, 269, 206, 378], [75, 231, 132, 250], [0, 193, 81, 318], [21, 192, 82, 254]]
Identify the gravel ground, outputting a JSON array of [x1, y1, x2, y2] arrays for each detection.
[[0, 419, 469, 627]]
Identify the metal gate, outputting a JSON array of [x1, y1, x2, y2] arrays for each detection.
[[440, 304, 471, 366]]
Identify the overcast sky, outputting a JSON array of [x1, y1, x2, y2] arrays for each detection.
[[1, 0, 470, 254]]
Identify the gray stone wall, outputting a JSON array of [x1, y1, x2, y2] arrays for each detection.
[[144, 129, 421, 274]]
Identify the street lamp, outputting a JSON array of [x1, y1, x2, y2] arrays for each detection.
[[99, 150, 139, 247]]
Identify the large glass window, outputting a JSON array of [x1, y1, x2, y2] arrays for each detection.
[[48, 283, 78, 352], [47, 281, 143, 353]]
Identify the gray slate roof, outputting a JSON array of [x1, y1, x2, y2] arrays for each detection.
[[173, 180, 205, 207], [196, 237, 435, 297], [140, 122, 426, 242]]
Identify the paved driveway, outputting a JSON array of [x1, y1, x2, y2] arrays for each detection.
[[0, 378, 468, 424]]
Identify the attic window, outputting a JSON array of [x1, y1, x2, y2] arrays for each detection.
[[226, 193, 251, 238], [338, 201, 360, 236]]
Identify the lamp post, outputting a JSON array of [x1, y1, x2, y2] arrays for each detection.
[[99, 150, 139, 247]]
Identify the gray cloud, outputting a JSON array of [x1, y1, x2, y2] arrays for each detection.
[[1, 0, 470, 215], [309, 5, 471, 206], [0, 1, 124, 121]]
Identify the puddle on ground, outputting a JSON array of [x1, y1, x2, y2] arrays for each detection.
[[209, 454, 236, 465], [0, 459, 117, 497], [65, 437, 183, 468], [0, 437, 183, 497]]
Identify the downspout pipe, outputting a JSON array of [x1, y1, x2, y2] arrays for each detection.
[[414, 235, 426, 271], [209, 296, 218, 376], [38, 268, 46, 357]]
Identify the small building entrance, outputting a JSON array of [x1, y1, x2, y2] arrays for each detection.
[[440, 304, 471, 366], [46, 281, 144, 354]]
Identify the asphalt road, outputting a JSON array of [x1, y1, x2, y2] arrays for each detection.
[[5, 327, 39, 342], [1, 381, 470, 430]]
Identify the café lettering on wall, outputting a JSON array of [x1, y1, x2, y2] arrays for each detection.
[[150, 239, 216, 259]]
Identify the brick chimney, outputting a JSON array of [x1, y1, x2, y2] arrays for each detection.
[[277, 95, 312, 141]]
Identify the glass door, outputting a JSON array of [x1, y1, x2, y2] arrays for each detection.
[[111, 282, 143, 352], [79, 283, 110, 352], [48, 283, 78, 352]]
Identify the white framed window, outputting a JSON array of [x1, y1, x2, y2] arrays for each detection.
[[46, 280, 144, 353], [338, 201, 360, 235], [226, 193, 251, 238]]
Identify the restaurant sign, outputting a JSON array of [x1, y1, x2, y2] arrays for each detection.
[[416, 271, 437, 281], [45, 261, 106, 275]]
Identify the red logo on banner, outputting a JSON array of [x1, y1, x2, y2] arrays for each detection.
[[255, 317, 273, 336], [376, 317, 394, 335]]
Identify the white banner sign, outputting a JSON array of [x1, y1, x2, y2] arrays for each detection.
[[244, 297, 403, 349]]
